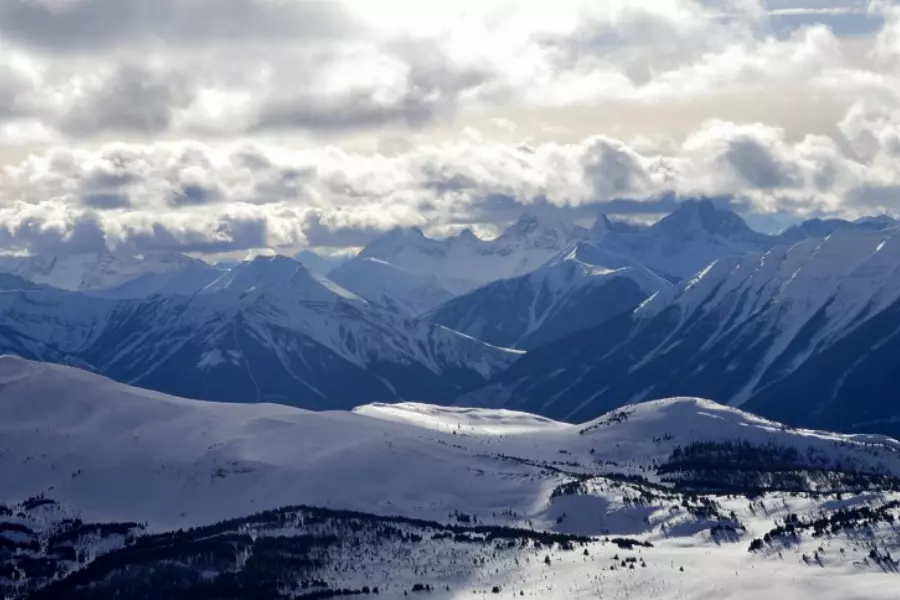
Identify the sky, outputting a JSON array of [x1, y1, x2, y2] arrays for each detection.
[[0, 0, 898, 258]]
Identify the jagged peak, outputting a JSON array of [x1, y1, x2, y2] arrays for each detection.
[[203, 254, 308, 294], [455, 228, 480, 242], [358, 226, 432, 258], [652, 199, 756, 240], [500, 212, 574, 242], [589, 213, 614, 238]]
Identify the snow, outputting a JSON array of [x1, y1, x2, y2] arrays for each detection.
[[355, 215, 589, 294], [0, 254, 517, 403], [89, 263, 224, 299], [5, 357, 900, 598], [633, 226, 900, 404], [202, 254, 360, 302], [589, 200, 772, 281], [428, 240, 670, 349], [0, 251, 208, 292], [328, 256, 455, 316]]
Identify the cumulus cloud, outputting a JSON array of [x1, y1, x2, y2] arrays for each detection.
[[0, 0, 892, 142], [0, 0, 897, 254], [0, 0, 358, 52], [0, 96, 898, 256]]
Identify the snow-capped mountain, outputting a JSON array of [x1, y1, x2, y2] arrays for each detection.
[[428, 241, 669, 349], [87, 261, 224, 299], [774, 214, 900, 244], [5, 356, 900, 599], [0, 256, 518, 410], [352, 214, 589, 295], [0, 251, 210, 292], [295, 248, 349, 276], [587, 199, 772, 281], [328, 257, 455, 316], [464, 225, 900, 436]]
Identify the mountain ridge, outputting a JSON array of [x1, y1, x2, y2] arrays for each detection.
[[461, 224, 900, 436], [0, 256, 517, 411]]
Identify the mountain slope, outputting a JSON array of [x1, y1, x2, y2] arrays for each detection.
[[353, 215, 588, 295], [428, 241, 669, 349], [588, 199, 771, 280], [0, 251, 210, 292], [463, 226, 900, 435], [329, 257, 455, 316], [5, 357, 900, 599], [0, 257, 518, 410], [4, 356, 900, 527], [295, 248, 349, 276], [87, 262, 224, 299]]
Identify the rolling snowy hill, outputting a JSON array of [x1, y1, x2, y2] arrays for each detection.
[[0, 257, 518, 410], [464, 225, 900, 437], [428, 241, 669, 349], [5, 357, 900, 599]]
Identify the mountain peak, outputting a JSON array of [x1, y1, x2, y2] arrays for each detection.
[[455, 228, 480, 243], [358, 226, 431, 259], [654, 199, 757, 240], [590, 213, 614, 238], [505, 213, 542, 235], [500, 213, 575, 243], [203, 254, 306, 294]]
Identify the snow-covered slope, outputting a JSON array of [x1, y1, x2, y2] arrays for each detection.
[[6, 357, 900, 599], [428, 241, 669, 349], [0, 251, 210, 292], [3, 356, 900, 527], [355, 215, 589, 294], [87, 262, 224, 299], [775, 214, 900, 244], [0, 257, 518, 410], [329, 257, 455, 316], [465, 226, 900, 436], [295, 248, 349, 276]]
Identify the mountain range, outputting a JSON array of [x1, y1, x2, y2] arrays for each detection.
[[0, 256, 517, 410], [5, 200, 900, 598], [427, 241, 669, 349], [463, 224, 900, 436], [1, 200, 899, 437]]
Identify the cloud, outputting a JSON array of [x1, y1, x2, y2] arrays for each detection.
[[0, 0, 892, 142], [0, 1, 896, 254], [0, 96, 898, 256], [0, 0, 358, 53]]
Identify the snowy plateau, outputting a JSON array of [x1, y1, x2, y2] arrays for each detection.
[[5, 357, 900, 599]]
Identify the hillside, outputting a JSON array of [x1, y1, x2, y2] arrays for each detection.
[[4, 357, 900, 598], [0, 257, 517, 410], [463, 225, 900, 436]]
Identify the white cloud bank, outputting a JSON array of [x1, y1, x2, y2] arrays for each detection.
[[0, 0, 897, 255]]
